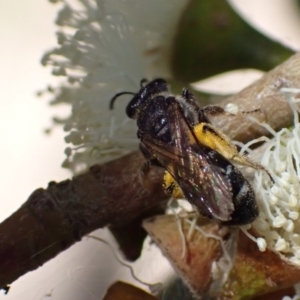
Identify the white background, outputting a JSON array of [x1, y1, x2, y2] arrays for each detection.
[[0, 0, 300, 299]]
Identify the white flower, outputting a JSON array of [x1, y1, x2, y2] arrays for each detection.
[[42, 0, 188, 173], [241, 88, 300, 264]]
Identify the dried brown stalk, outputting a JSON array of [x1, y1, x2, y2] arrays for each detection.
[[143, 215, 224, 296], [143, 215, 300, 299]]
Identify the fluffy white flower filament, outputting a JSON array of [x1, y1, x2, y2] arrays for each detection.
[[241, 88, 300, 264], [43, 0, 188, 172]]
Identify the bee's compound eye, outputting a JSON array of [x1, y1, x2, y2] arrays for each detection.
[[126, 103, 137, 118], [125, 94, 141, 118]]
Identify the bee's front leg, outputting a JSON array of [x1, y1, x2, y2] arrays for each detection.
[[139, 143, 162, 176], [138, 143, 164, 190]]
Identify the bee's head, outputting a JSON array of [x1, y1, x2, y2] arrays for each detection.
[[109, 78, 168, 119]]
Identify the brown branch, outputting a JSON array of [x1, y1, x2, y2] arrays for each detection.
[[0, 151, 166, 289], [211, 52, 300, 142]]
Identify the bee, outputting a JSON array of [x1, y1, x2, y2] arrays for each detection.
[[110, 79, 272, 225]]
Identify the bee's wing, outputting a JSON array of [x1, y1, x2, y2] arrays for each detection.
[[142, 99, 234, 221]]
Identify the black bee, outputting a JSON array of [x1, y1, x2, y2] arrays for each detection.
[[110, 79, 271, 225]]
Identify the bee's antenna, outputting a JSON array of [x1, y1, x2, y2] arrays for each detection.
[[109, 92, 136, 110]]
